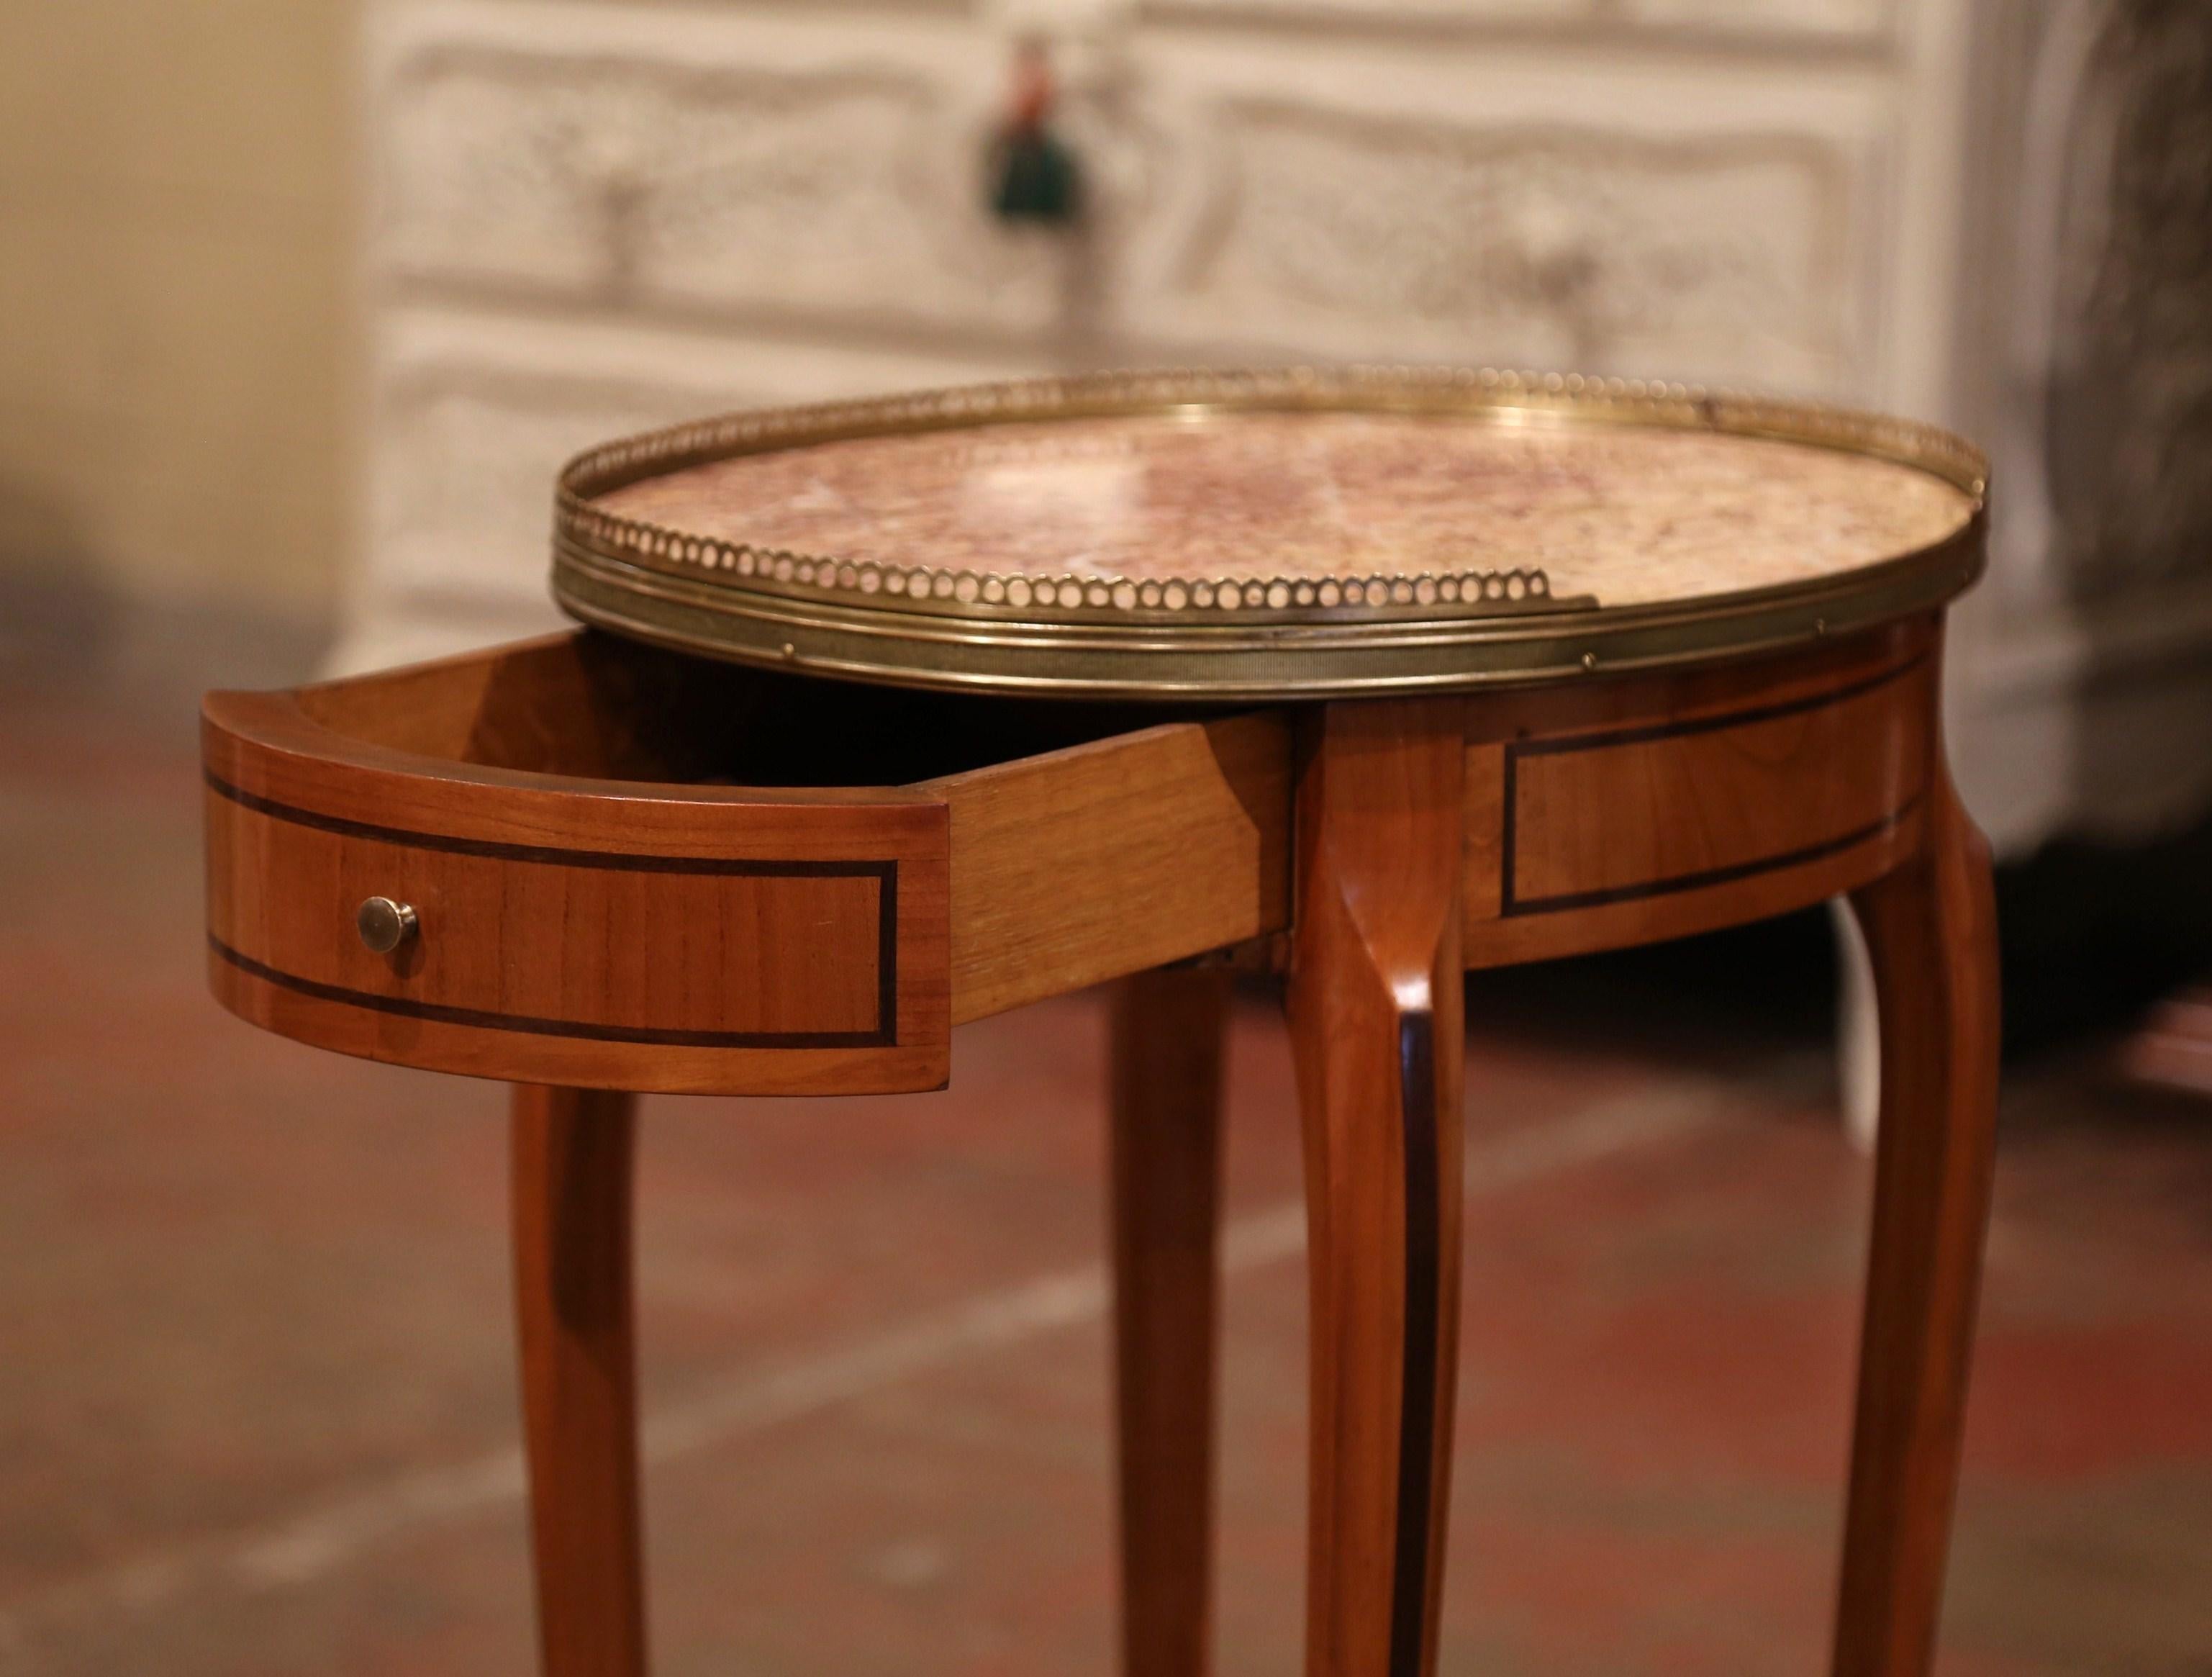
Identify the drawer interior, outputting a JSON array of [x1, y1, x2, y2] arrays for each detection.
[[225, 630, 1295, 1038], [294, 630, 1210, 790]]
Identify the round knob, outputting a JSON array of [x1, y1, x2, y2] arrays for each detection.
[[355, 897, 419, 955]]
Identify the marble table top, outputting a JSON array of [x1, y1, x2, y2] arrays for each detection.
[[594, 407, 1975, 611]]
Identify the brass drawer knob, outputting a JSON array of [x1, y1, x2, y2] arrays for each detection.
[[356, 897, 419, 955]]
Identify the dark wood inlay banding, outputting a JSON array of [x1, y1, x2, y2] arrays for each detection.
[[1500, 653, 1926, 918], [1508, 651, 1927, 762], [1389, 1006, 1441, 1677], [207, 771, 902, 1046], [205, 770, 892, 878], [211, 936, 897, 1050], [1506, 803, 1920, 918]]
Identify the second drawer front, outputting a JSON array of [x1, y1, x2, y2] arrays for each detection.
[[1502, 654, 1931, 916]]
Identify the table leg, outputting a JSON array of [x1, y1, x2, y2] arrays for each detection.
[[512, 1085, 648, 1677], [1284, 701, 1466, 1677], [1109, 966, 1230, 1677], [1832, 773, 2000, 1676]]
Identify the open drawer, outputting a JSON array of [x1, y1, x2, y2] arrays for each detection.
[[203, 631, 1292, 1095], [205, 623, 1935, 1095]]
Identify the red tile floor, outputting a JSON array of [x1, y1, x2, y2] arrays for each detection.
[[4, 661, 2211, 1676]]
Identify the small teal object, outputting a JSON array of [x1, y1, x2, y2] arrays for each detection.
[[992, 128, 1081, 224]]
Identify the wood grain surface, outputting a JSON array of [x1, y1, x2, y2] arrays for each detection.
[[1461, 621, 1934, 968], [1110, 967, 1230, 1677], [203, 646, 951, 1096], [928, 715, 1290, 1023], [209, 778, 896, 1044], [1832, 762, 2001, 1676], [201, 619, 2002, 1677], [206, 628, 1948, 1090], [1285, 700, 1467, 1677], [512, 1085, 648, 1677]]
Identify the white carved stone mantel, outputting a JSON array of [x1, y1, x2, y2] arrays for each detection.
[[340, 0, 2212, 859], [1949, 0, 2212, 850]]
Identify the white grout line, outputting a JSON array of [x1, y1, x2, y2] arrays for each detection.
[[0, 1063, 1793, 1661]]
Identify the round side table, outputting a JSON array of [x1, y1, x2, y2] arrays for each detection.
[[203, 370, 1998, 1677]]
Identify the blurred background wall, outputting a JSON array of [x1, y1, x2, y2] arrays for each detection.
[[0, 1, 355, 646]]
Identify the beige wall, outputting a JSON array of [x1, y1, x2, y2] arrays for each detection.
[[0, 0, 354, 620]]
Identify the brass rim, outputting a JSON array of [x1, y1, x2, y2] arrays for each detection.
[[551, 366, 1989, 698]]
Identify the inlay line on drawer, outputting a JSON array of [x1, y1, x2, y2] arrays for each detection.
[[203, 669, 953, 1094], [206, 771, 904, 1048], [1499, 650, 1931, 917]]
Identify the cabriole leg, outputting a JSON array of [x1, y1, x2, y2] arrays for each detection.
[[1833, 774, 2001, 1676], [1285, 701, 1467, 1677]]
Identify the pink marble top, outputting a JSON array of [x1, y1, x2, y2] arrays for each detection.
[[595, 410, 1975, 607]]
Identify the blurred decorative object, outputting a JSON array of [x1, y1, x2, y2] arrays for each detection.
[[2040, 0, 2212, 603], [1967, 0, 2212, 849], [989, 39, 1082, 224]]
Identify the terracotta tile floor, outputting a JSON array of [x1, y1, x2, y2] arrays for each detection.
[[4, 673, 2211, 1676]]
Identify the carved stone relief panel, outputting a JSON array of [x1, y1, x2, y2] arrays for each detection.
[[374, 28, 1077, 335], [1142, 0, 1892, 35], [2044, 0, 2212, 602], [361, 308, 1035, 628], [1134, 95, 1869, 394], [1946, 0, 2212, 845], [371, 3, 1887, 387], [1628, 0, 1893, 42], [370, 371, 681, 612], [1143, 0, 1590, 22]]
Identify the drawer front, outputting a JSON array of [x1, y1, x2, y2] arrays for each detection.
[[1503, 654, 1931, 914], [1464, 633, 1934, 965], [204, 735, 949, 1095]]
